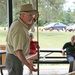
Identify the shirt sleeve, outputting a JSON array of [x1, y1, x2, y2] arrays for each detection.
[[62, 43, 67, 50]]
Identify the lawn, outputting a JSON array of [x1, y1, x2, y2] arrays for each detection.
[[33, 29, 75, 49], [0, 27, 8, 45], [0, 27, 75, 49]]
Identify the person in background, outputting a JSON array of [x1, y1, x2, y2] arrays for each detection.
[[6, 4, 39, 75], [27, 32, 40, 75], [62, 35, 75, 63]]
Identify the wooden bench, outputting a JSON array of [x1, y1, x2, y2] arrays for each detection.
[[35, 48, 68, 64], [34, 48, 71, 74], [0, 50, 6, 75], [34, 48, 75, 73], [0, 45, 6, 75], [0, 64, 6, 75], [34, 60, 68, 64]]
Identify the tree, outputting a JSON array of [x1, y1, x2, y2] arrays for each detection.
[[0, 0, 7, 26], [37, 0, 66, 25], [0, 0, 75, 27]]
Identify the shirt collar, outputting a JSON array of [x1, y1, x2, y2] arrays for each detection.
[[18, 17, 29, 29]]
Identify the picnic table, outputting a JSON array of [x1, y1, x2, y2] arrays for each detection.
[[0, 50, 6, 75]]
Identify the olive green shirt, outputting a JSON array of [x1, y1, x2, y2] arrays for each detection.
[[6, 18, 30, 56]]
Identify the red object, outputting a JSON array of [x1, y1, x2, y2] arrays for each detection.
[[29, 40, 40, 54]]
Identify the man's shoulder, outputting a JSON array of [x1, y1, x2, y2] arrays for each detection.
[[11, 19, 23, 28], [12, 19, 19, 25], [65, 42, 70, 44], [63, 42, 71, 46]]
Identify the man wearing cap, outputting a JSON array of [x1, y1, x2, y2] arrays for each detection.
[[6, 4, 39, 75]]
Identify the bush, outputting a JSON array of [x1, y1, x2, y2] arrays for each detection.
[[38, 20, 45, 26]]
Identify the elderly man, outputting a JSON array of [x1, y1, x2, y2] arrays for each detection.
[[6, 4, 39, 75]]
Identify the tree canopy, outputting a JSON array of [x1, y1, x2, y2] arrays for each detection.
[[0, 0, 75, 26]]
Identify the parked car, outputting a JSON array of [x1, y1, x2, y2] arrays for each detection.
[[66, 24, 75, 32], [43, 22, 67, 30]]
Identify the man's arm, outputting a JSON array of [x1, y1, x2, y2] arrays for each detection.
[[15, 50, 38, 72]]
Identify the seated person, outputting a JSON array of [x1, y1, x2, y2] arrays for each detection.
[[27, 33, 40, 75], [62, 35, 75, 63]]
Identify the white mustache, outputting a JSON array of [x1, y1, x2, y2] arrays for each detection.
[[27, 20, 33, 24], [27, 18, 34, 24]]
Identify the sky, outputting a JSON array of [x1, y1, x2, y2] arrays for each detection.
[[63, 0, 75, 11]]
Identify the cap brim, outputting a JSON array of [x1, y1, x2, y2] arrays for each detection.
[[16, 10, 38, 15]]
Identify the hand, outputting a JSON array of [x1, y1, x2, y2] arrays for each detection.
[[29, 63, 38, 73], [62, 50, 65, 56], [33, 13, 39, 21], [35, 13, 39, 20]]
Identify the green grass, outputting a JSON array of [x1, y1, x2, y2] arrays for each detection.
[[33, 30, 75, 48], [0, 27, 8, 45], [0, 27, 75, 49]]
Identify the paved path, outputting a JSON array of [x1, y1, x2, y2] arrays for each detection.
[[3, 64, 69, 75]]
